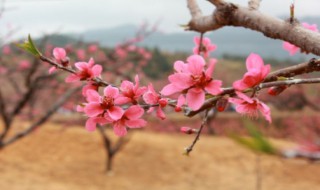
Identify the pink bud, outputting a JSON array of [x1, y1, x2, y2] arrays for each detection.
[[180, 127, 198, 135], [216, 98, 229, 112], [268, 86, 287, 96], [159, 98, 168, 107], [175, 107, 182, 112], [61, 57, 70, 67]]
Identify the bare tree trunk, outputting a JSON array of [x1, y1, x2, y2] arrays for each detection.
[[97, 125, 130, 172]]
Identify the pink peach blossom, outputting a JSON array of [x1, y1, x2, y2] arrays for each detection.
[[109, 105, 147, 136], [233, 53, 270, 91], [50, 47, 68, 73], [2, 45, 11, 55], [88, 44, 98, 53], [18, 60, 31, 70], [77, 49, 86, 60], [193, 36, 217, 58], [180, 126, 197, 134], [85, 105, 146, 136], [161, 55, 222, 110], [115, 47, 127, 59], [84, 86, 124, 120], [302, 22, 319, 32], [143, 84, 167, 120], [283, 42, 299, 56], [117, 75, 147, 104], [53, 47, 67, 61], [65, 58, 102, 83], [229, 92, 271, 123]]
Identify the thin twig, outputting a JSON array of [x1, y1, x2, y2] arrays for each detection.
[[198, 33, 204, 55], [185, 109, 210, 155]]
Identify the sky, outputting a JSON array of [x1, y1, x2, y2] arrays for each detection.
[[1, 0, 320, 39]]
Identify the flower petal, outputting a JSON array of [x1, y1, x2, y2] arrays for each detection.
[[236, 92, 254, 104], [174, 61, 187, 73], [205, 80, 222, 95], [124, 105, 144, 120], [258, 102, 272, 123], [233, 79, 249, 91], [86, 89, 101, 102], [113, 122, 127, 136], [187, 55, 205, 75], [53, 47, 66, 60], [156, 107, 166, 120], [205, 59, 217, 77], [107, 106, 124, 120], [186, 88, 205, 110], [91, 65, 102, 77], [125, 119, 147, 128], [115, 96, 131, 105], [75, 62, 88, 70], [84, 103, 104, 117], [103, 85, 119, 98], [168, 73, 192, 89], [160, 84, 182, 96], [65, 74, 80, 83], [246, 53, 263, 70]]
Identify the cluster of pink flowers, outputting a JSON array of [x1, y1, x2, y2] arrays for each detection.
[[229, 53, 272, 123], [193, 36, 217, 58], [161, 55, 222, 110], [48, 35, 278, 137], [283, 22, 319, 55], [65, 58, 102, 83], [79, 82, 147, 136]]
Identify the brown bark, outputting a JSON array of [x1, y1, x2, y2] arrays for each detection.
[[187, 0, 320, 56]]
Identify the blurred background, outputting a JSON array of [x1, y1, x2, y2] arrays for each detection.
[[1, 0, 320, 190]]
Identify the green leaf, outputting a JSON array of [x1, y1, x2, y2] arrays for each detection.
[[231, 121, 277, 155], [16, 34, 42, 57]]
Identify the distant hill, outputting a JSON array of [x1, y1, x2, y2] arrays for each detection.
[[42, 16, 320, 61]]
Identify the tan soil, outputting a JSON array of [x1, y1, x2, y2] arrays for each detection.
[[0, 123, 319, 190]]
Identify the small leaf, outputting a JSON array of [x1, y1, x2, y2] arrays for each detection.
[[231, 121, 277, 155], [16, 34, 42, 57]]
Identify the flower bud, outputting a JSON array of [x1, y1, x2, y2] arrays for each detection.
[[180, 126, 198, 135], [159, 98, 168, 107], [268, 86, 287, 96], [175, 107, 182, 112], [61, 57, 70, 67], [216, 97, 229, 112]]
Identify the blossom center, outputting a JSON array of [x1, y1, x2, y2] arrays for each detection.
[[101, 96, 114, 109], [79, 68, 92, 80], [191, 72, 210, 88]]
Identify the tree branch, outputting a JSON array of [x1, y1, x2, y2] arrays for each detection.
[[0, 89, 9, 128], [187, 1, 320, 56], [10, 74, 56, 118], [187, 0, 203, 18], [0, 86, 80, 148]]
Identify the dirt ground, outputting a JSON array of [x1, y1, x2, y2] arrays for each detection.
[[0, 123, 319, 190]]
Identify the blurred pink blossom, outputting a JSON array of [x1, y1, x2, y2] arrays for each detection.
[[233, 53, 270, 91]]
